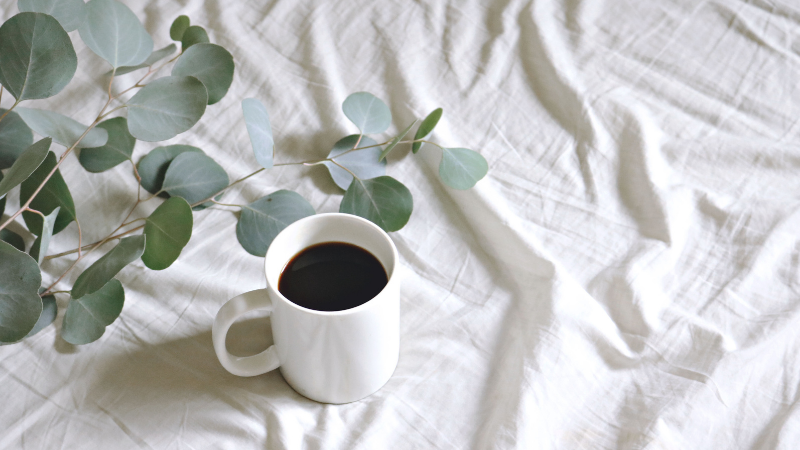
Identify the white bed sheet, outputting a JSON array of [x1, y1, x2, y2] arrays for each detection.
[[2, 0, 800, 448]]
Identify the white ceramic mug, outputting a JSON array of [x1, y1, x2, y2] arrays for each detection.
[[212, 213, 400, 404]]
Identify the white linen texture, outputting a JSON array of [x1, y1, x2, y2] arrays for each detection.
[[2, 0, 800, 448]]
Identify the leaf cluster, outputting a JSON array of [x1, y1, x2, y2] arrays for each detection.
[[0, 1, 488, 347]]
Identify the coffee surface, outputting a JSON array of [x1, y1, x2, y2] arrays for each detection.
[[278, 242, 388, 311]]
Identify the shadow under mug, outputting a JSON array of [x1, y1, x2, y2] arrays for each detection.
[[212, 213, 400, 404]]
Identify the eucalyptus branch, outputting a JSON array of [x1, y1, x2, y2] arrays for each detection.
[[112, 51, 182, 101], [0, 112, 106, 233], [0, 4, 487, 346], [44, 223, 145, 260], [0, 70, 132, 233]]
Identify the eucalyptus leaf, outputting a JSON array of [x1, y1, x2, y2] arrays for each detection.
[[18, 0, 87, 32], [0, 241, 42, 343], [0, 12, 77, 101], [114, 44, 177, 76], [126, 76, 208, 141], [172, 43, 234, 105], [339, 176, 413, 232], [412, 108, 442, 154], [0, 109, 34, 169], [78, 117, 134, 173], [62, 278, 124, 344], [241, 98, 273, 170], [161, 152, 228, 204], [142, 197, 193, 270], [323, 135, 384, 190], [30, 206, 60, 265], [342, 92, 392, 135], [78, 0, 153, 68], [0, 229, 25, 252], [20, 151, 76, 235], [379, 120, 416, 161], [0, 138, 51, 199], [16, 107, 108, 148], [71, 235, 145, 299], [236, 190, 315, 257], [170, 15, 190, 41], [137, 145, 203, 194], [439, 147, 488, 190], [181, 25, 209, 50], [23, 294, 56, 339]]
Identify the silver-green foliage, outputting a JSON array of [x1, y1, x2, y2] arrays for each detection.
[[0, 4, 487, 347], [0, 241, 43, 343], [0, 12, 77, 101]]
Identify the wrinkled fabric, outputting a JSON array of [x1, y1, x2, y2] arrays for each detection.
[[2, 0, 800, 448]]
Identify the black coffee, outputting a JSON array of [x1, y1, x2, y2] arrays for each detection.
[[278, 242, 388, 312]]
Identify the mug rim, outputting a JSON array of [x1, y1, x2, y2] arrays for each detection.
[[263, 212, 399, 317]]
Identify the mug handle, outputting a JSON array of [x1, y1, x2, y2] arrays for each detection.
[[212, 289, 281, 377]]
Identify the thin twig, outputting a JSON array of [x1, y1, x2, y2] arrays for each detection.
[[75, 218, 83, 258], [42, 224, 144, 261], [42, 290, 69, 296], [330, 160, 359, 180], [210, 199, 243, 208], [0, 99, 21, 124]]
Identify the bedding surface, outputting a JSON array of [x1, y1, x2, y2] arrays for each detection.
[[2, 0, 800, 448]]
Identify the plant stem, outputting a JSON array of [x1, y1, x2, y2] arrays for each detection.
[[330, 160, 359, 180], [98, 105, 126, 120], [0, 99, 21, 124], [210, 199, 243, 208], [45, 224, 145, 260], [112, 52, 182, 101], [42, 290, 69, 296]]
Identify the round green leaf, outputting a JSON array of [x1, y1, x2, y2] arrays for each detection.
[[323, 135, 384, 191], [169, 15, 190, 41], [412, 108, 442, 154], [142, 197, 193, 270], [172, 43, 234, 105], [0, 138, 51, 199], [236, 190, 315, 257], [20, 151, 76, 235], [339, 176, 413, 232], [342, 92, 392, 134], [181, 25, 209, 50], [241, 98, 273, 170], [136, 145, 203, 194], [126, 75, 208, 141], [15, 107, 108, 148], [18, 0, 87, 32], [0, 240, 42, 343], [23, 294, 56, 339], [0, 229, 25, 252], [0, 109, 34, 169], [161, 152, 228, 205], [71, 235, 145, 299], [439, 147, 488, 190], [78, 0, 153, 68], [78, 117, 134, 173], [29, 206, 59, 265], [62, 278, 124, 345], [379, 119, 416, 161], [114, 44, 177, 76], [0, 12, 77, 101]]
